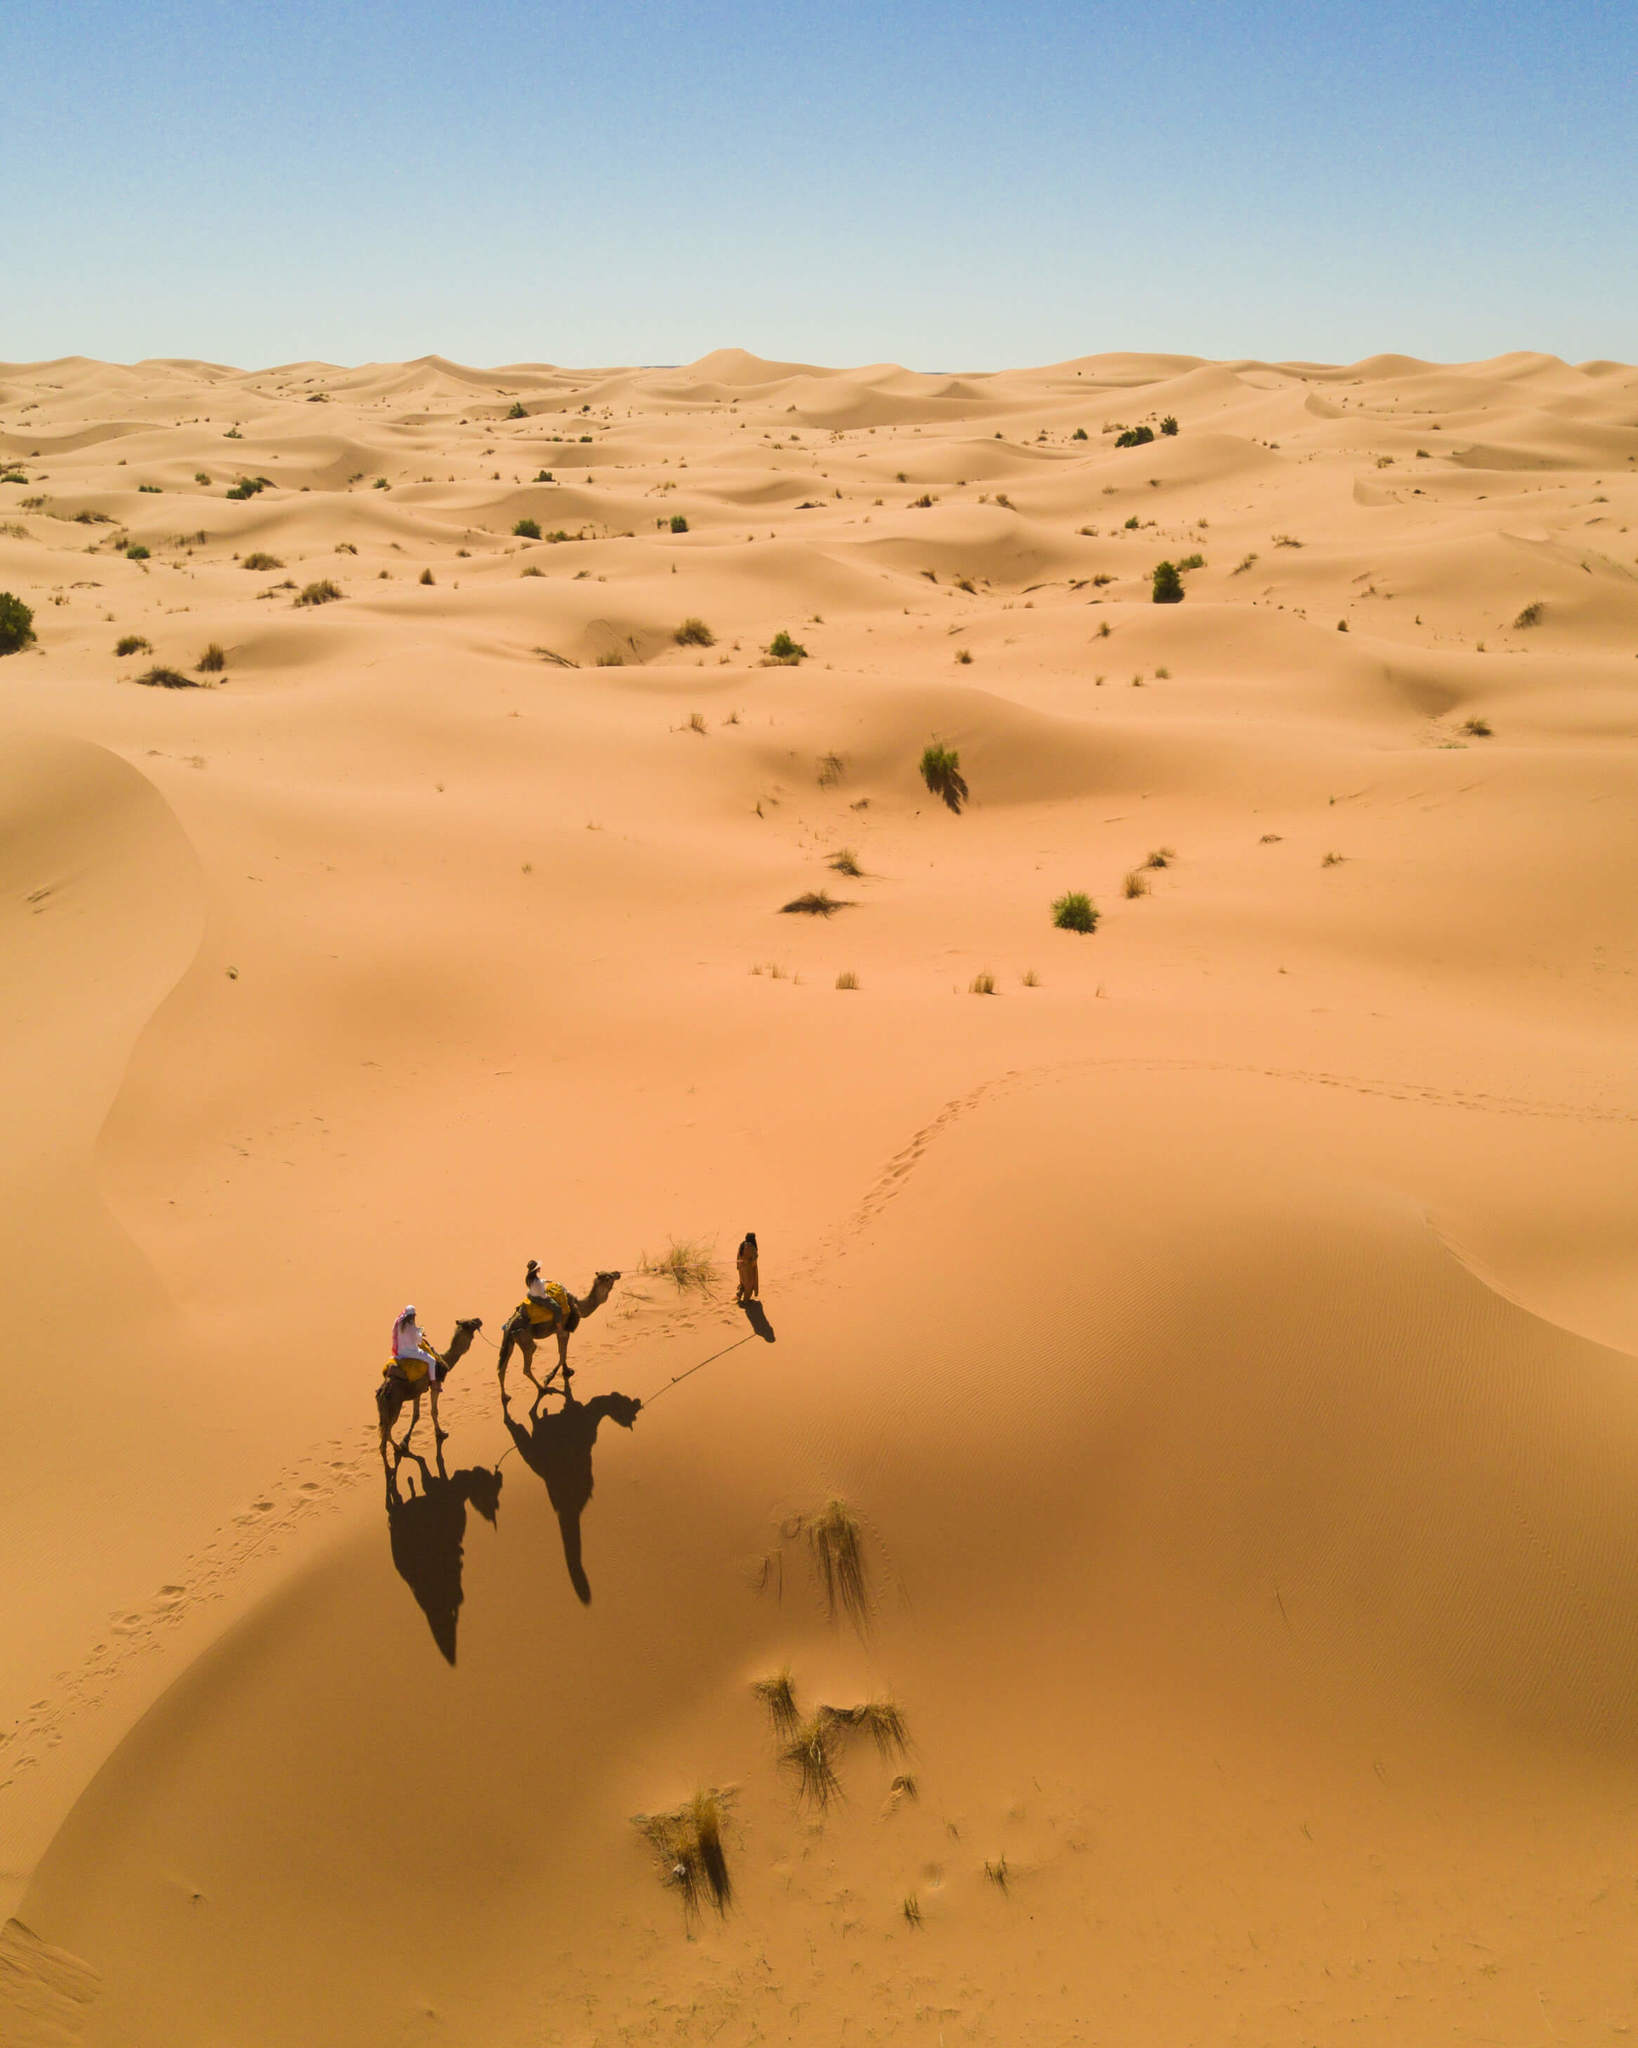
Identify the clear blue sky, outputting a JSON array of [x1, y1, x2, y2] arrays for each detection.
[[7, 0, 1633, 370]]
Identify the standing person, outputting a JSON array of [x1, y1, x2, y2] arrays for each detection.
[[735, 1232, 760, 1302]]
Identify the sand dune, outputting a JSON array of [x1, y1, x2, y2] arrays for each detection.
[[3, 348, 1638, 2045]]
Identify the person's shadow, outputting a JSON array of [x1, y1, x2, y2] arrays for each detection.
[[500, 1379, 640, 1604], [384, 1443, 502, 1664], [738, 1299, 775, 1342]]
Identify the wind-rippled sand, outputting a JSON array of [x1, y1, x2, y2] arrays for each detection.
[[3, 347, 1638, 2046]]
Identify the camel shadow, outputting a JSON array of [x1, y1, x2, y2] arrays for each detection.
[[384, 1443, 502, 1664], [738, 1299, 776, 1342], [501, 1380, 641, 1605]]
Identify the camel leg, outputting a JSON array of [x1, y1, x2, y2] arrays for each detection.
[[497, 1322, 514, 1383], [431, 1381, 445, 1444], [399, 1392, 420, 1453], [555, 1328, 574, 1384]]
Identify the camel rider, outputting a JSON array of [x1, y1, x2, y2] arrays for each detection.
[[526, 1260, 551, 1303], [392, 1304, 441, 1385]]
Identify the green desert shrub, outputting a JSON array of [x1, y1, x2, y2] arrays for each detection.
[[919, 739, 968, 812], [1160, 415, 1179, 436], [1072, 426, 1088, 440], [124, 543, 150, 560], [513, 517, 541, 539], [1176, 552, 1204, 571], [506, 400, 528, 419], [1151, 560, 1184, 604], [1115, 425, 1155, 448], [420, 567, 435, 584], [1051, 890, 1099, 934], [766, 630, 807, 662], [1513, 601, 1544, 628], [0, 592, 36, 653], [225, 475, 271, 500], [669, 513, 689, 533], [675, 616, 714, 645]]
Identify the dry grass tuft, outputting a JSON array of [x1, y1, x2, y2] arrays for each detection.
[[293, 579, 342, 607], [114, 634, 151, 657], [828, 848, 863, 877], [781, 1714, 841, 1809], [241, 551, 283, 571], [970, 971, 997, 994], [985, 1855, 1010, 1890], [1321, 850, 1346, 867], [1143, 846, 1176, 869], [823, 1697, 908, 1759], [753, 1669, 801, 1737], [835, 970, 859, 991], [639, 1238, 720, 1293], [675, 616, 715, 646], [686, 711, 708, 734], [903, 1893, 923, 1927], [196, 642, 226, 673], [135, 664, 200, 689], [1512, 601, 1544, 629], [817, 751, 846, 787], [782, 890, 849, 916], [635, 1790, 734, 1916], [798, 1498, 869, 1628], [1461, 715, 1493, 737], [1123, 868, 1148, 898], [1021, 969, 1040, 987]]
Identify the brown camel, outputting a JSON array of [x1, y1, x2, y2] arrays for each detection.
[[377, 1317, 483, 1455], [495, 1271, 620, 1389]]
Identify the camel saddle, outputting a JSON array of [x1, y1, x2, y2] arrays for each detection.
[[383, 1357, 432, 1386], [521, 1282, 576, 1331]]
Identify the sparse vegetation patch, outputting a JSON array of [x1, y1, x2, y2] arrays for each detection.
[[1051, 890, 1099, 933]]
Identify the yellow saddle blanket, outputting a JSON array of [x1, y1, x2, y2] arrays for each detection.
[[522, 1283, 571, 1329], [383, 1357, 431, 1386]]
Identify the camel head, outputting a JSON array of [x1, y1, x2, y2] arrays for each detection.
[[591, 1270, 621, 1302], [445, 1316, 484, 1363]]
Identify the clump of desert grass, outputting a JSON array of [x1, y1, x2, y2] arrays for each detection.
[[684, 711, 708, 734], [817, 751, 846, 787], [970, 971, 997, 995], [595, 650, 625, 667], [639, 1238, 720, 1293], [828, 847, 863, 877], [420, 567, 435, 585], [985, 1855, 1010, 1890], [752, 1668, 801, 1737], [1123, 869, 1148, 898], [765, 629, 807, 663], [675, 616, 714, 646], [1321, 850, 1346, 867], [1462, 715, 1493, 737], [782, 889, 849, 916], [902, 1892, 923, 1927], [1051, 891, 1098, 934], [1021, 968, 1040, 987], [794, 1498, 869, 1628], [293, 579, 342, 607], [114, 634, 151, 656], [196, 642, 226, 673], [1144, 846, 1175, 869], [0, 592, 36, 654], [634, 1789, 734, 1917], [240, 551, 283, 571], [835, 970, 859, 991], [822, 1697, 908, 1760], [781, 1713, 841, 1809], [135, 664, 201, 689], [919, 739, 968, 813], [1513, 601, 1544, 629]]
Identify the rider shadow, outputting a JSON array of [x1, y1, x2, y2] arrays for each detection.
[[738, 1299, 775, 1342], [385, 1444, 503, 1665], [500, 1380, 641, 1605]]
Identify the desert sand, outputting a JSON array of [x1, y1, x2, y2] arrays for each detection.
[[3, 346, 1638, 2046]]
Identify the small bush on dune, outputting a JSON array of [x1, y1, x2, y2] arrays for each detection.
[[1051, 890, 1099, 934], [1160, 415, 1179, 436], [669, 513, 689, 533], [639, 1238, 720, 1292], [294, 580, 342, 607], [828, 848, 863, 877], [753, 1670, 801, 1736], [241, 551, 283, 570], [506, 400, 528, 419], [135, 664, 199, 689], [782, 1715, 841, 1809], [919, 739, 968, 813], [1151, 560, 1184, 604], [969, 971, 997, 995], [0, 592, 37, 653], [595, 650, 625, 667], [835, 970, 859, 990], [1462, 715, 1493, 737], [1124, 869, 1148, 898], [1176, 552, 1204, 572], [1513, 601, 1544, 629], [1072, 426, 1088, 440], [1115, 425, 1155, 448], [782, 890, 848, 916], [420, 567, 435, 585], [766, 629, 807, 662], [635, 1790, 734, 1916], [196, 642, 226, 673], [114, 633, 150, 657], [513, 517, 541, 539], [124, 543, 150, 560], [675, 616, 714, 645], [1144, 846, 1175, 869]]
